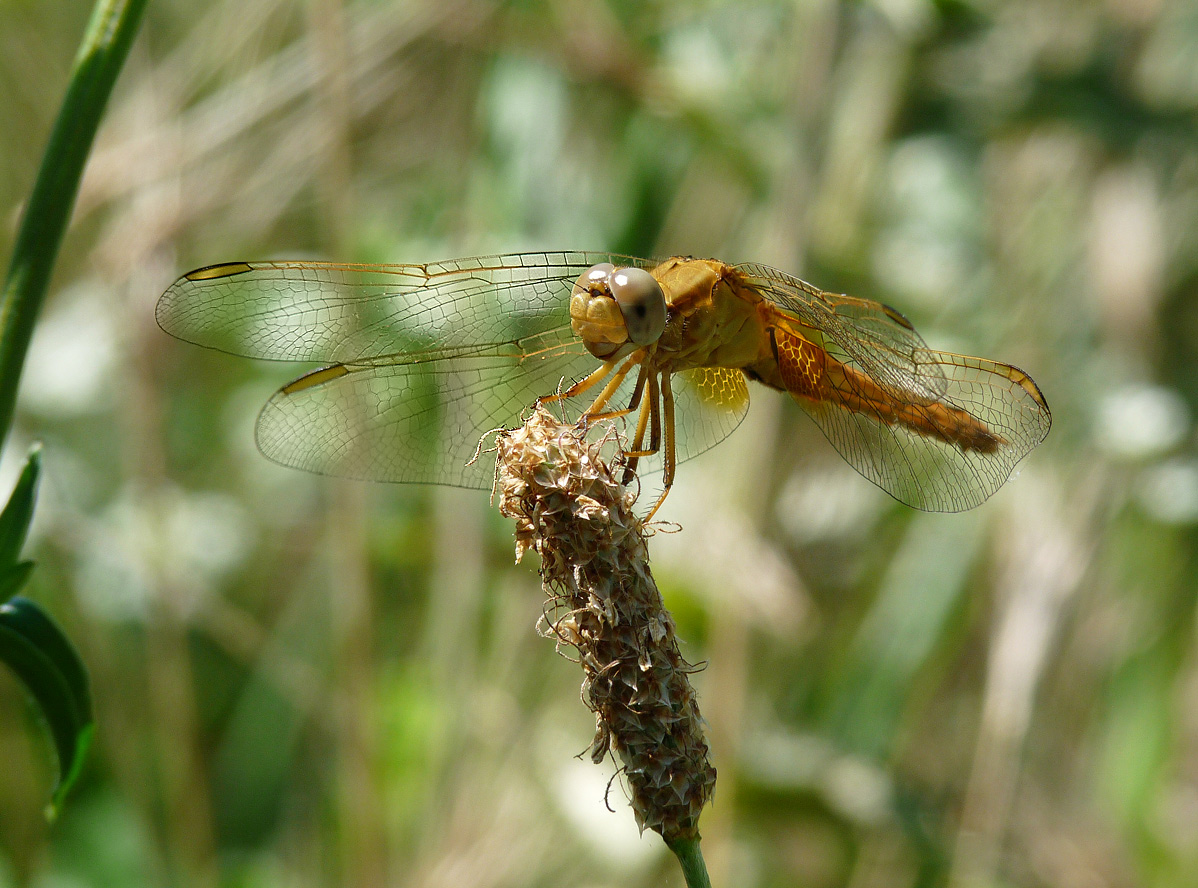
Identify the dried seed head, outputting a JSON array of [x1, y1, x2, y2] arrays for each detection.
[[495, 405, 716, 840]]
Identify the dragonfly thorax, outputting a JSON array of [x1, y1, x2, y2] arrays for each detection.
[[570, 263, 667, 359]]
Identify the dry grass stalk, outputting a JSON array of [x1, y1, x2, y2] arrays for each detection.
[[494, 405, 716, 842]]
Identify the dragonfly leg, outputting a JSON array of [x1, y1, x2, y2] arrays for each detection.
[[625, 376, 654, 457], [646, 371, 662, 454], [584, 360, 649, 423], [538, 358, 619, 407], [623, 373, 660, 458], [640, 372, 676, 522], [582, 356, 638, 419], [621, 372, 661, 484]]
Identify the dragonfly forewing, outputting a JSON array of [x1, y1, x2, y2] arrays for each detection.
[[156, 253, 639, 363]]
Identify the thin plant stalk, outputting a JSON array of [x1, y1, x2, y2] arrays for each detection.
[[0, 0, 150, 448], [667, 837, 713, 888]]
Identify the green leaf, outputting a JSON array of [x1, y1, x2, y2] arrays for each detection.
[[0, 595, 94, 818], [0, 561, 35, 601], [0, 444, 41, 571]]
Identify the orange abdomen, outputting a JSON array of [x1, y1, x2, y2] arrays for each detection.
[[766, 321, 1002, 454]]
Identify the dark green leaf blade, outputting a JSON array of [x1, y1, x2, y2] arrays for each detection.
[[0, 561, 35, 601], [0, 595, 94, 817], [0, 444, 41, 570]]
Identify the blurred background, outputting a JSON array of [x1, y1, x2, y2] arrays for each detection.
[[0, 0, 1192, 885]]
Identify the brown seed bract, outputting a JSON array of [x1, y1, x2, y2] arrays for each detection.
[[495, 406, 716, 840]]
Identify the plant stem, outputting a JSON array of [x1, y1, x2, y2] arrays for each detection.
[[667, 837, 713, 888], [0, 0, 149, 447]]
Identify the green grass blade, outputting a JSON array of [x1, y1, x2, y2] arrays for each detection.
[[0, 445, 42, 570], [0, 0, 151, 448]]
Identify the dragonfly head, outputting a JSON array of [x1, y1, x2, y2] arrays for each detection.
[[570, 263, 667, 359]]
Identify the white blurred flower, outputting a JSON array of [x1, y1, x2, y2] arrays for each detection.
[[540, 727, 659, 871], [1095, 384, 1188, 459], [743, 729, 894, 826], [1137, 459, 1198, 525], [662, 25, 730, 106], [74, 486, 255, 622], [775, 463, 887, 544], [22, 279, 118, 417]]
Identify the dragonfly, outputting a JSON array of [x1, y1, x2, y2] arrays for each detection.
[[157, 252, 1051, 514]]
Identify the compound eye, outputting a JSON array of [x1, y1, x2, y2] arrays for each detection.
[[609, 266, 667, 345], [572, 262, 616, 297]]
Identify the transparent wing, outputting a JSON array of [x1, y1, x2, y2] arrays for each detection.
[[671, 367, 752, 462], [157, 252, 646, 364], [254, 343, 599, 488], [736, 262, 949, 401], [736, 263, 1051, 512], [255, 359, 752, 490]]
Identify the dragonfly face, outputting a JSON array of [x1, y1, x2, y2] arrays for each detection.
[[157, 252, 1050, 513], [569, 264, 668, 359]]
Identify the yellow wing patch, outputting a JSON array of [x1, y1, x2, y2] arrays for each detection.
[[684, 367, 749, 411]]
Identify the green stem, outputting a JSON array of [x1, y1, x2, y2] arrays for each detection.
[[667, 836, 713, 888], [0, 0, 150, 447]]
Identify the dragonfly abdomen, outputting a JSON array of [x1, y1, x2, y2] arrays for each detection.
[[765, 321, 1003, 454]]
